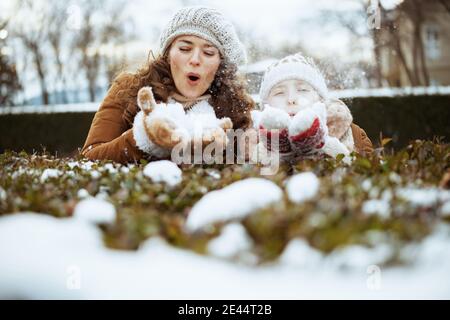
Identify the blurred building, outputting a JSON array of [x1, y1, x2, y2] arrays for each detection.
[[379, 0, 450, 87]]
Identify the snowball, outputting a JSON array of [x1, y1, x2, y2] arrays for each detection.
[[143, 160, 182, 187], [286, 172, 320, 204], [362, 199, 391, 219], [40, 169, 62, 183], [73, 197, 116, 224], [186, 178, 283, 231], [259, 105, 291, 129], [146, 100, 186, 125], [144, 98, 227, 140], [288, 102, 327, 136], [207, 223, 253, 259], [185, 100, 227, 134]]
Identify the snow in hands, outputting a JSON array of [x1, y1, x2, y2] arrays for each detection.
[[254, 102, 352, 163], [136, 86, 233, 146]]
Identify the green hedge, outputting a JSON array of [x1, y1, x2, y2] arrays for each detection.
[[343, 95, 450, 149], [0, 112, 94, 156], [1, 95, 449, 156]]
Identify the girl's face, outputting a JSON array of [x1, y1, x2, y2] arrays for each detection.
[[267, 79, 321, 116], [168, 35, 221, 99]]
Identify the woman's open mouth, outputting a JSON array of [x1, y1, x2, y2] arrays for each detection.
[[187, 73, 201, 86]]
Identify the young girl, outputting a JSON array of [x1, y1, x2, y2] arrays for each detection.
[[252, 53, 373, 164]]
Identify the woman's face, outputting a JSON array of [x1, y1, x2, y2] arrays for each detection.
[[267, 79, 321, 116], [168, 35, 221, 99]]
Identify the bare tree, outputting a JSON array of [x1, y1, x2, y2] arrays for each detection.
[[47, 0, 70, 103], [0, 19, 22, 106], [11, 0, 50, 105], [73, 4, 100, 102], [100, 5, 131, 85], [72, 0, 129, 102], [320, 0, 386, 87]]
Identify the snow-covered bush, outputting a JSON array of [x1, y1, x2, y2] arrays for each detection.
[[0, 139, 449, 264]]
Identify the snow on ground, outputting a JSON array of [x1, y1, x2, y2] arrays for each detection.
[[143, 160, 183, 187], [285, 172, 320, 204], [40, 168, 63, 183], [278, 239, 324, 269], [2, 158, 450, 298], [325, 244, 394, 270], [361, 199, 391, 219], [207, 223, 254, 260], [397, 187, 450, 211], [0, 212, 449, 299], [73, 198, 116, 224], [185, 178, 283, 231]]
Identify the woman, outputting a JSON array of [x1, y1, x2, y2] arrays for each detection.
[[81, 6, 254, 164]]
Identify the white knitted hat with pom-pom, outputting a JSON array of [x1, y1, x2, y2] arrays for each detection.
[[159, 6, 247, 66], [259, 53, 329, 103]]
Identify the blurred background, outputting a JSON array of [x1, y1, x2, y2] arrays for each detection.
[[0, 0, 449, 154]]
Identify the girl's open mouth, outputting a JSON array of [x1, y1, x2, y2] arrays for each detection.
[[187, 73, 201, 85]]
